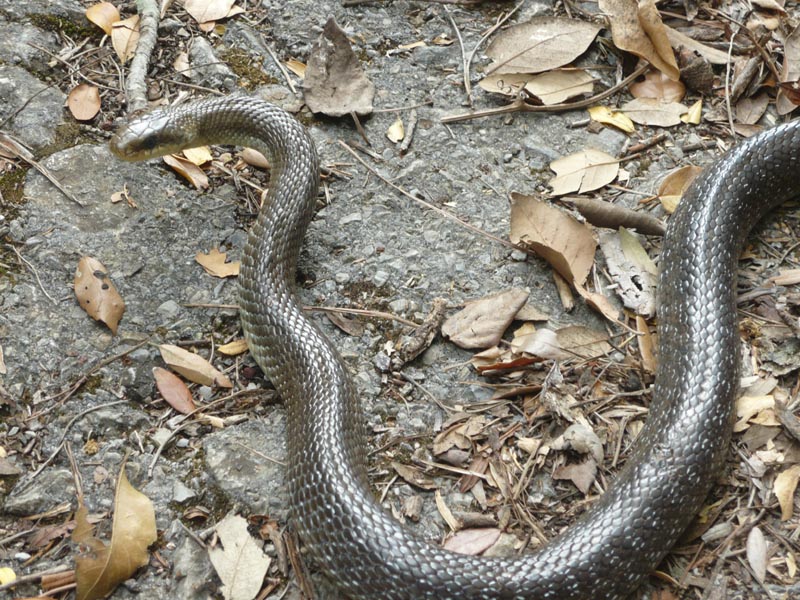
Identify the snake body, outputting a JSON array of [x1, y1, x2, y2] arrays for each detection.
[[111, 95, 800, 599]]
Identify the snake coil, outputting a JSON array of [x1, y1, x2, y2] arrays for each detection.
[[111, 96, 800, 599]]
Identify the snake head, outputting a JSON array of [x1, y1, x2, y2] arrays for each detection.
[[109, 111, 194, 161]]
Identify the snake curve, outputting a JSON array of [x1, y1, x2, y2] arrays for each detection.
[[110, 95, 800, 599]]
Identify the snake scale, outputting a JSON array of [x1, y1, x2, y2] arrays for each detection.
[[110, 95, 800, 599]]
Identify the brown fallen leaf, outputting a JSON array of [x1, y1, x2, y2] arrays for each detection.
[[555, 325, 612, 359], [658, 165, 703, 213], [441, 288, 529, 349], [771, 269, 800, 286], [779, 25, 800, 114], [85, 2, 120, 36], [239, 148, 269, 169], [208, 514, 271, 600], [304, 17, 375, 116], [554, 457, 597, 494], [620, 97, 689, 127], [184, 0, 244, 25], [73, 458, 156, 600], [74, 256, 125, 334], [587, 106, 636, 134], [774, 465, 800, 520], [629, 69, 685, 102], [195, 248, 240, 278], [562, 196, 665, 236], [326, 311, 365, 337], [599, 0, 679, 80], [443, 528, 502, 555], [746, 526, 767, 584], [664, 25, 731, 65], [736, 93, 769, 125], [509, 193, 597, 286], [182, 146, 213, 166], [159, 344, 233, 388], [153, 367, 196, 414], [636, 315, 657, 372], [163, 154, 209, 190], [485, 17, 601, 75], [480, 70, 594, 105], [548, 149, 619, 195], [392, 462, 437, 490], [218, 339, 249, 356], [110, 15, 140, 63], [68, 84, 101, 121]]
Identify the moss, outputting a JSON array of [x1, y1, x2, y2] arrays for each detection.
[[219, 48, 277, 90], [0, 166, 28, 216], [29, 13, 97, 39], [35, 119, 87, 157]]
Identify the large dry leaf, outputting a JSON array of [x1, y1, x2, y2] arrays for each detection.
[[479, 70, 594, 105], [553, 457, 597, 494], [441, 288, 529, 349], [111, 15, 140, 63], [598, 230, 656, 318], [629, 70, 685, 102], [196, 248, 240, 278], [510, 326, 567, 360], [736, 93, 769, 125], [73, 460, 157, 600], [556, 325, 612, 359], [620, 97, 688, 127], [599, 0, 679, 80], [548, 149, 619, 195], [184, 0, 243, 24], [510, 193, 596, 285], [664, 26, 730, 65], [153, 367, 196, 414], [778, 24, 800, 114], [74, 256, 125, 334], [159, 344, 233, 388], [85, 2, 120, 35], [443, 528, 502, 555], [162, 154, 209, 189], [68, 84, 101, 121], [658, 165, 703, 213], [775, 465, 800, 520], [485, 17, 601, 75], [304, 17, 374, 116], [208, 514, 271, 600]]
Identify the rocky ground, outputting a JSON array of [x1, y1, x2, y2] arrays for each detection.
[[1, 0, 800, 599]]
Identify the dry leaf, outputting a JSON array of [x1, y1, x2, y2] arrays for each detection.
[[587, 106, 635, 133], [620, 97, 689, 127], [208, 514, 271, 600], [556, 325, 612, 360], [0, 567, 15, 585], [778, 25, 800, 114], [441, 289, 529, 349], [771, 269, 800, 286], [574, 282, 620, 323], [681, 99, 702, 124], [485, 17, 601, 75], [0, 345, 6, 375], [163, 154, 209, 189], [85, 2, 120, 35], [663, 26, 731, 65], [629, 70, 685, 102], [599, 229, 657, 318], [73, 459, 157, 600], [734, 395, 776, 432], [736, 93, 769, 125], [285, 59, 306, 78], [74, 257, 125, 334], [553, 458, 597, 494], [435, 489, 460, 530], [774, 465, 800, 520], [619, 227, 657, 275], [387, 117, 404, 143], [184, 0, 242, 24], [239, 148, 269, 169], [510, 327, 567, 360], [68, 84, 101, 121], [599, 0, 679, 80], [110, 15, 140, 63], [746, 526, 767, 583], [548, 149, 619, 195], [443, 528, 502, 555], [173, 51, 191, 77], [182, 146, 213, 165], [218, 339, 249, 356], [658, 165, 703, 213], [392, 462, 436, 490], [304, 17, 375, 116], [478, 73, 535, 97], [509, 193, 597, 285], [153, 367, 196, 414], [196, 248, 240, 278], [636, 315, 657, 372], [525, 70, 594, 105], [159, 344, 233, 388]]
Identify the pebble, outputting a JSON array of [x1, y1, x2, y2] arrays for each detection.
[[372, 270, 389, 287]]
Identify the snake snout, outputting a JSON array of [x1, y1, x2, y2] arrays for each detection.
[[110, 113, 190, 161]]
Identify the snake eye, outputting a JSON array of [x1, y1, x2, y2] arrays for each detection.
[[139, 135, 159, 151]]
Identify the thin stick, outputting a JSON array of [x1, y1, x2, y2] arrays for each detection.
[[127, 0, 160, 113]]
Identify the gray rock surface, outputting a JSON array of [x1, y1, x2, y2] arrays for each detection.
[[0, 64, 67, 151]]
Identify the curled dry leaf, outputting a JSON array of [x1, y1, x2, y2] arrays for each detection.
[[485, 17, 601, 75], [774, 465, 800, 520], [629, 70, 685, 102], [73, 459, 156, 600], [239, 148, 269, 169], [587, 106, 635, 134], [196, 248, 240, 278], [386, 117, 405, 143], [208, 514, 271, 600], [509, 193, 597, 286], [163, 154, 209, 189], [110, 15, 140, 63], [85, 2, 120, 36], [218, 339, 249, 356], [304, 17, 375, 116], [74, 256, 125, 334], [159, 344, 233, 388], [392, 462, 437, 490], [182, 146, 213, 165], [563, 196, 665, 235], [636, 315, 657, 372], [441, 288, 529, 349], [548, 149, 619, 195], [153, 367, 196, 414], [658, 165, 703, 213], [681, 99, 702, 125], [68, 84, 101, 121], [599, 0, 679, 80], [620, 97, 689, 127], [511, 326, 566, 360]]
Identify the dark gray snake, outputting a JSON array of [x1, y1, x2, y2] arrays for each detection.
[[110, 95, 800, 599]]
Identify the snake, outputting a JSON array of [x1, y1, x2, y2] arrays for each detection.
[[110, 95, 800, 599]]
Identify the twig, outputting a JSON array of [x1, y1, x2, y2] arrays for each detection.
[[339, 140, 522, 252], [441, 62, 650, 124], [0, 564, 71, 592], [9, 245, 58, 305], [264, 44, 297, 95], [126, 0, 160, 113]]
